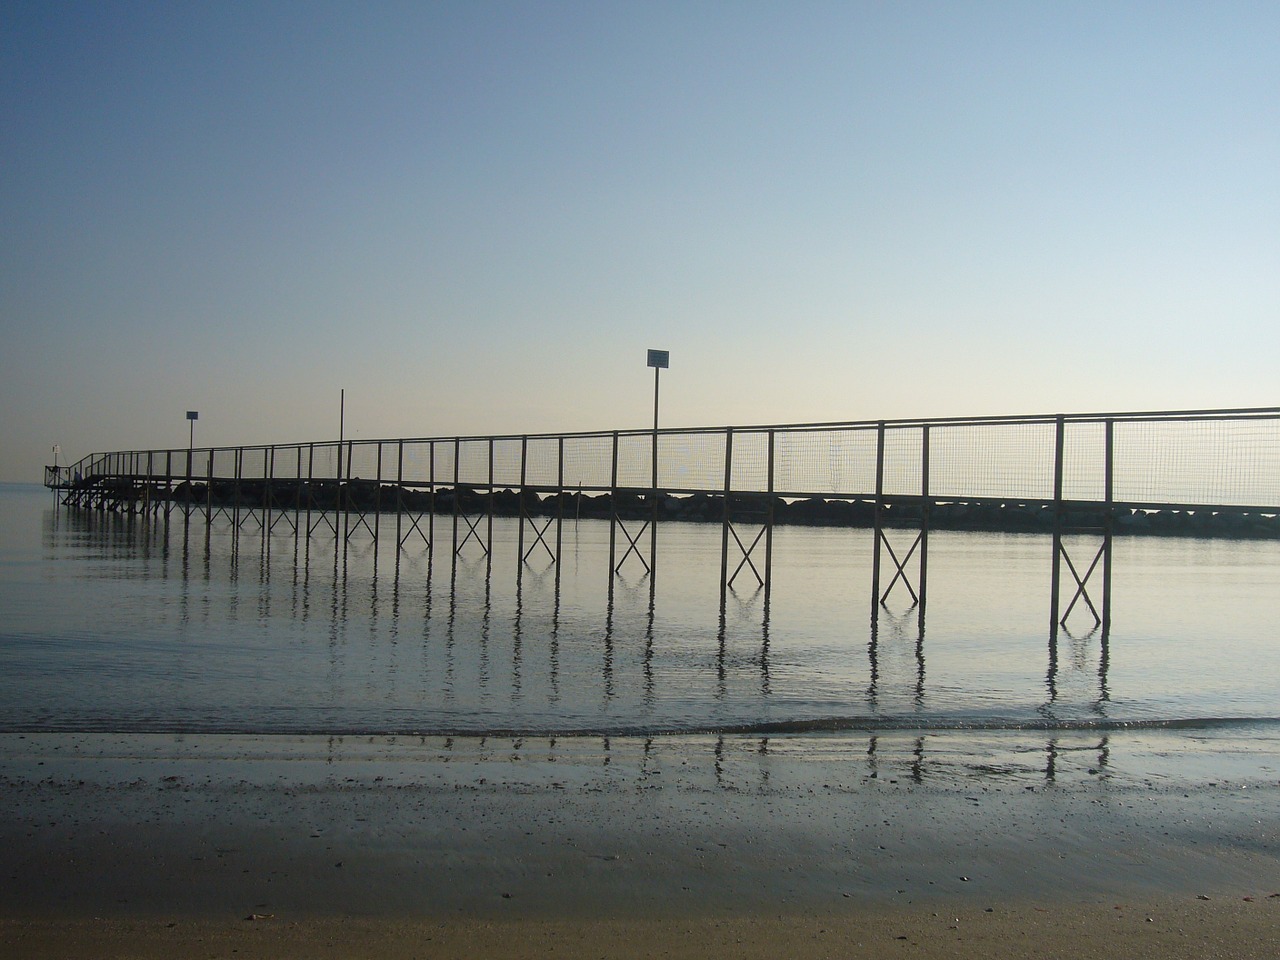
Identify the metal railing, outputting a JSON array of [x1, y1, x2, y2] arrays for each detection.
[[50, 406, 1280, 514]]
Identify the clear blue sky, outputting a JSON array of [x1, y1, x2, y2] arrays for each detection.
[[3, 1, 1277, 481]]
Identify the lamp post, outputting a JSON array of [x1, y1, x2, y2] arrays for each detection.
[[646, 349, 669, 491], [186, 410, 198, 482], [645, 349, 670, 590]]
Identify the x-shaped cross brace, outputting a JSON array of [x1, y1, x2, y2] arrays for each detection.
[[308, 510, 337, 537], [344, 507, 376, 541], [879, 529, 923, 605], [398, 510, 431, 548], [1058, 540, 1105, 626], [522, 515, 557, 563], [614, 517, 651, 574], [455, 513, 490, 557], [726, 521, 767, 587], [268, 508, 297, 534]]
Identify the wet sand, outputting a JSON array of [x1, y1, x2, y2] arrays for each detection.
[[2, 731, 1278, 957]]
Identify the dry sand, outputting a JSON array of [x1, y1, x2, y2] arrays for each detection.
[[6, 903, 1280, 960], [2, 730, 1278, 957]]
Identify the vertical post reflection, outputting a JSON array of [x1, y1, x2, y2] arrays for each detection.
[[511, 569, 523, 704], [643, 584, 656, 706], [602, 583, 615, 703]]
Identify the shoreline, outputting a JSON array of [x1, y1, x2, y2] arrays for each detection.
[[3, 730, 1279, 955]]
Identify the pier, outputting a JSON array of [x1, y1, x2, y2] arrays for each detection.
[[45, 406, 1280, 640]]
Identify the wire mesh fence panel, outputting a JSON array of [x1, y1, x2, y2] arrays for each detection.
[[829, 427, 878, 496], [774, 427, 879, 497], [562, 435, 614, 491], [456, 439, 492, 487], [524, 437, 562, 487], [208, 448, 238, 480], [344, 441, 380, 480], [256, 448, 277, 481], [272, 446, 303, 480], [1061, 421, 1106, 502], [395, 441, 431, 485], [728, 430, 770, 493], [929, 422, 1055, 501], [379, 442, 401, 484], [658, 431, 727, 491], [1114, 418, 1280, 507], [431, 441, 457, 487], [882, 426, 924, 498], [240, 448, 260, 481], [307, 444, 340, 481], [615, 433, 655, 489], [491, 438, 523, 488]]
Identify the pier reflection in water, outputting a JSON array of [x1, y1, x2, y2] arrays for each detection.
[[21, 494, 1280, 740]]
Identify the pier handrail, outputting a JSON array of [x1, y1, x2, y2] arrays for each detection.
[[49, 405, 1280, 515]]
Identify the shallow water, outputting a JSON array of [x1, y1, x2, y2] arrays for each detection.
[[1, 483, 1278, 736]]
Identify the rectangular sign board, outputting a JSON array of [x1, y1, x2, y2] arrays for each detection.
[[646, 349, 669, 369], [186, 411, 199, 420]]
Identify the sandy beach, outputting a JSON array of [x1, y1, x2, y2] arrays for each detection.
[[2, 730, 1278, 957]]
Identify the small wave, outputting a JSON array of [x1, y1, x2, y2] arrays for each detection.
[[5, 715, 1280, 739], [690, 715, 1280, 736]]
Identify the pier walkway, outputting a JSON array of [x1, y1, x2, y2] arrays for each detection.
[[46, 407, 1280, 634]]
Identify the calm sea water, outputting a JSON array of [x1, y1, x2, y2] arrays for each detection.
[[1, 483, 1277, 736]]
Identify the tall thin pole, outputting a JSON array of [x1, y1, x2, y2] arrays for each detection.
[[650, 367, 661, 584], [336, 389, 345, 538], [652, 366, 660, 491]]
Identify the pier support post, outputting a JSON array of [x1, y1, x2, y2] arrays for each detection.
[[720, 429, 774, 607], [1051, 417, 1113, 637], [871, 423, 930, 616], [871, 423, 884, 617], [719, 428, 734, 610], [394, 441, 432, 551], [1050, 417, 1065, 633], [451, 438, 491, 563], [556, 437, 565, 590], [609, 431, 652, 583], [517, 436, 559, 572]]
